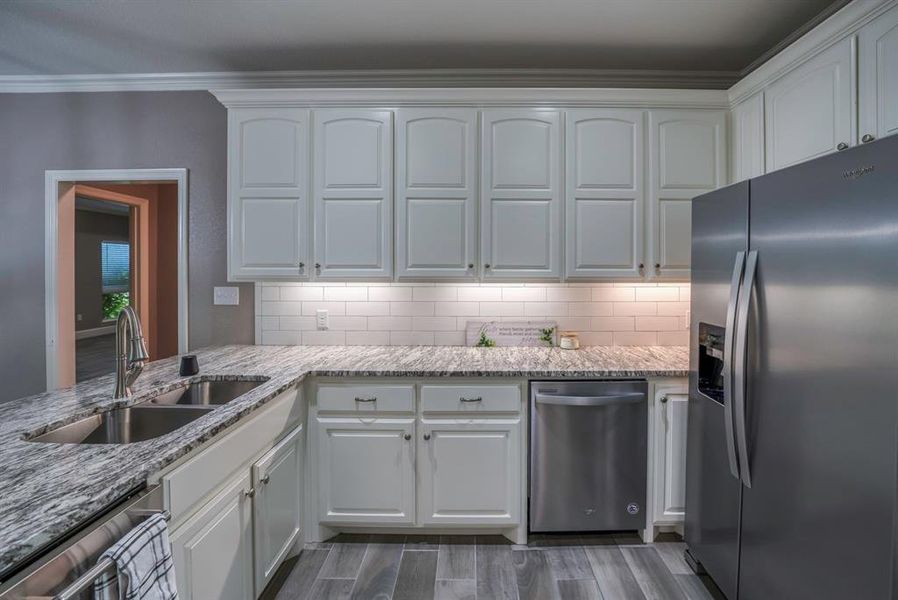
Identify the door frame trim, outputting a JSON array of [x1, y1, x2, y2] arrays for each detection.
[[44, 168, 189, 390]]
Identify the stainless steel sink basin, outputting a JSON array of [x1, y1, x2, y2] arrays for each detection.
[[149, 378, 268, 406], [27, 405, 214, 444]]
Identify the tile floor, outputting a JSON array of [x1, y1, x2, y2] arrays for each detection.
[[261, 533, 725, 600]]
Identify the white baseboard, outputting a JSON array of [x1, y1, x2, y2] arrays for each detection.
[[75, 325, 115, 340]]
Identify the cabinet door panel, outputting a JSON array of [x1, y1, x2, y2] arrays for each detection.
[[314, 110, 392, 279], [170, 473, 253, 600], [648, 110, 725, 280], [228, 108, 310, 281], [859, 4, 898, 142], [396, 109, 477, 278], [765, 37, 854, 171], [653, 387, 689, 524], [481, 110, 561, 280], [253, 426, 303, 597], [731, 92, 765, 183], [566, 109, 644, 278], [317, 418, 415, 524], [419, 421, 520, 525]]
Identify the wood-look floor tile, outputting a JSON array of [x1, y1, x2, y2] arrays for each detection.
[[529, 533, 584, 548], [271, 548, 329, 600], [557, 578, 604, 600], [308, 578, 355, 600], [621, 547, 687, 600], [319, 542, 368, 579], [436, 536, 475, 580], [476, 539, 518, 600], [513, 549, 559, 600], [434, 579, 475, 600], [585, 546, 646, 600], [393, 550, 438, 600], [654, 543, 691, 575], [675, 575, 726, 600], [350, 543, 404, 600], [545, 547, 594, 580]]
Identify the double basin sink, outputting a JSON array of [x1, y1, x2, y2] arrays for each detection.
[[28, 378, 268, 445]]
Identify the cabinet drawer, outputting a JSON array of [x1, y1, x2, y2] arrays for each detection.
[[421, 385, 521, 413], [164, 386, 302, 521], [317, 385, 414, 413]]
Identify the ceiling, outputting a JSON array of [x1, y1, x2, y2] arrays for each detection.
[[0, 0, 841, 78]]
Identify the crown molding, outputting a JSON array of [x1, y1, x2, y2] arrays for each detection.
[[0, 68, 738, 94], [728, 0, 897, 106], [210, 87, 730, 109]]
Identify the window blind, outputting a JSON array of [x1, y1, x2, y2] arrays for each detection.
[[101, 241, 130, 293]]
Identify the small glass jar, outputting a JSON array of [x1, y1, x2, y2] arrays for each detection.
[[559, 331, 580, 350]]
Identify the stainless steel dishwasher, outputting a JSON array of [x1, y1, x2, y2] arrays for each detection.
[[530, 380, 647, 532]]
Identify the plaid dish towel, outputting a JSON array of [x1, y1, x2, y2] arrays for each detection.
[[93, 513, 179, 600]]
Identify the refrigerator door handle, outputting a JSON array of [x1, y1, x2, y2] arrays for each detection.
[[722, 251, 746, 481], [734, 250, 758, 488]]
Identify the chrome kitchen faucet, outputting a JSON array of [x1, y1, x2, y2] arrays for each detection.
[[113, 305, 149, 398]]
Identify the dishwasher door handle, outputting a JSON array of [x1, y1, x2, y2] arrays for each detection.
[[534, 392, 645, 407]]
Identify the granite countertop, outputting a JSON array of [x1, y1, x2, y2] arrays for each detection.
[[0, 344, 687, 579]]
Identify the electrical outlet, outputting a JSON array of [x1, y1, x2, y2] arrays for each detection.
[[76, 313, 82, 322], [316, 309, 329, 330], [213, 286, 240, 306], [684, 309, 691, 329]]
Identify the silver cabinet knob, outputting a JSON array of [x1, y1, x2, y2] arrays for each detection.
[[862, 134, 876, 143], [639, 263, 645, 271], [423, 433, 431, 441], [299, 262, 305, 269], [314, 263, 321, 269], [404, 433, 411, 441], [837, 142, 849, 151], [244, 488, 255, 498], [484, 264, 491, 269], [468, 263, 474, 269], [660, 395, 669, 404], [261, 475, 270, 485], [655, 263, 661, 271]]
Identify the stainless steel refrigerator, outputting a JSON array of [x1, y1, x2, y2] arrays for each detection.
[[684, 134, 898, 600]]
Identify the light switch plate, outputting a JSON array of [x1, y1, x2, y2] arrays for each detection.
[[213, 286, 240, 306]]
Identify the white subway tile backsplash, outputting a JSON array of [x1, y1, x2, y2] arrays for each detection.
[[255, 282, 690, 347]]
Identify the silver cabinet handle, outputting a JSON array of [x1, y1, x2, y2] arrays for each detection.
[[535, 392, 644, 407], [423, 433, 431, 441], [862, 134, 876, 143], [355, 397, 377, 403], [723, 251, 745, 481], [733, 250, 758, 488], [404, 433, 411, 441], [260, 475, 270, 485], [244, 488, 255, 498], [837, 142, 849, 151], [460, 396, 482, 403]]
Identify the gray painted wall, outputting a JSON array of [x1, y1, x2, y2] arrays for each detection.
[[75, 208, 130, 331], [0, 91, 254, 403]]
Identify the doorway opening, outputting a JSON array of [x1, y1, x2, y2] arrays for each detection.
[[46, 169, 188, 390]]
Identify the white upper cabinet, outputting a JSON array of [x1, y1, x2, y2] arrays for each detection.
[[313, 110, 393, 279], [481, 110, 562, 280], [565, 109, 645, 279], [764, 37, 855, 172], [228, 108, 310, 281], [648, 110, 726, 280], [859, 4, 898, 143], [395, 109, 478, 279], [730, 92, 765, 183]]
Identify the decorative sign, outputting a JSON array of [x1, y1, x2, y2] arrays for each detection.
[[465, 320, 558, 347]]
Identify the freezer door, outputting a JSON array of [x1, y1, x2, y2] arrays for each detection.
[[738, 135, 898, 600], [685, 181, 749, 600]]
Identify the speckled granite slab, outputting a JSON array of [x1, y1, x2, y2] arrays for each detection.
[[0, 344, 686, 578]]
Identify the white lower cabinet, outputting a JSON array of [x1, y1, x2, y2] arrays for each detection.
[[418, 420, 521, 526], [316, 417, 416, 524], [652, 384, 689, 525], [252, 425, 303, 597], [170, 472, 254, 600]]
